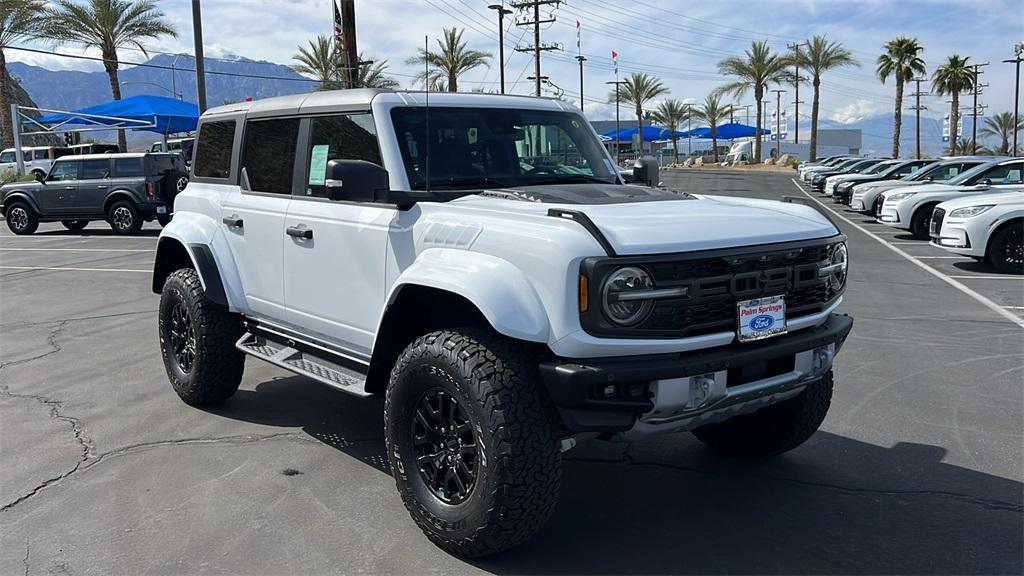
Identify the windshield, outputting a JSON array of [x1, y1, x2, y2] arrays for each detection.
[[947, 161, 1008, 185], [391, 107, 617, 190], [862, 161, 896, 175], [848, 160, 881, 173]]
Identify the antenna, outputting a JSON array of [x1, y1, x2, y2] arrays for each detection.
[[424, 35, 431, 194]]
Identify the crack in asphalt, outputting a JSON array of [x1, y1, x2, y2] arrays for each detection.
[[0, 320, 68, 370], [564, 442, 1022, 514], [0, 309, 153, 329], [0, 432, 320, 514]]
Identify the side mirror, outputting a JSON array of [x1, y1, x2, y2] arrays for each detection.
[[923, 175, 934, 182], [975, 178, 992, 188], [34, 172, 45, 183], [632, 156, 659, 187], [324, 159, 389, 203]]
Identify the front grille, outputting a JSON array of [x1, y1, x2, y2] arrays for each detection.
[[875, 197, 885, 217], [930, 207, 946, 237], [580, 240, 842, 339]]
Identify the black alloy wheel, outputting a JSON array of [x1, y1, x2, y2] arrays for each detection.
[[989, 224, 1024, 274], [411, 389, 479, 505], [168, 302, 196, 373]]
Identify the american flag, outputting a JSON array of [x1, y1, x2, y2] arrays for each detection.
[[576, 20, 580, 51], [611, 50, 618, 75], [333, 0, 345, 49]]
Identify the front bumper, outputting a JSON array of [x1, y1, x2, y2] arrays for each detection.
[[539, 313, 853, 434]]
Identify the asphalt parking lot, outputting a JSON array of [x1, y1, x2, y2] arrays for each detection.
[[1, 169, 1021, 575]]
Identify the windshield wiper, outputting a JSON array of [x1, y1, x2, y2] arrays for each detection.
[[412, 176, 514, 190], [520, 174, 613, 186]]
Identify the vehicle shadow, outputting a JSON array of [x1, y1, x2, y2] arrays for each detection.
[[893, 233, 920, 241], [952, 259, 1014, 274], [206, 376, 1023, 575], [31, 228, 162, 238]]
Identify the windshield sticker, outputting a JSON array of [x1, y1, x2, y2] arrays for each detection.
[[308, 144, 329, 186]]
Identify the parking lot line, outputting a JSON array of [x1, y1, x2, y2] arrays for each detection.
[[0, 248, 153, 252], [0, 265, 150, 273], [947, 275, 1024, 280], [791, 178, 1024, 329], [915, 256, 966, 259]]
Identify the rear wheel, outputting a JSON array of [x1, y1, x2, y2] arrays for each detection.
[[385, 328, 562, 558], [5, 203, 38, 235], [61, 220, 88, 231], [158, 268, 245, 405], [107, 200, 142, 235], [693, 370, 833, 458], [987, 223, 1024, 274]]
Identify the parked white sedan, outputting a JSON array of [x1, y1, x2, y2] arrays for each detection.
[[850, 157, 992, 214], [930, 189, 1024, 273], [877, 159, 1023, 238]]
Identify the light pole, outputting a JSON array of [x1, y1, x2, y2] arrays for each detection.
[[1004, 42, 1024, 155], [575, 55, 586, 111], [487, 4, 512, 94], [607, 80, 626, 163], [191, 0, 207, 113], [772, 90, 786, 160], [122, 81, 182, 99]]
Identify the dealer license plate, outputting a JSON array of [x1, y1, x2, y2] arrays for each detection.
[[156, 206, 167, 214], [737, 295, 787, 342]]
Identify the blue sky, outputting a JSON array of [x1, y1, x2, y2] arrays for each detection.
[[11, 0, 1023, 129]]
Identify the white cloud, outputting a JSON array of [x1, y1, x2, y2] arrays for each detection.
[[830, 100, 883, 124]]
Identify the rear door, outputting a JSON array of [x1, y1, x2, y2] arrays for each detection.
[[216, 117, 297, 321], [38, 159, 80, 215], [75, 158, 112, 215]]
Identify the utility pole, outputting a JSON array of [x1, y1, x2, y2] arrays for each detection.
[[575, 55, 586, 111], [971, 62, 990, 154], [1005, 42, 1024, 155], [741, 104, 751, 126], [606, 80, 626, 163], [512, 0, 561, 97], [772, 89, 786, 160], [487, 4, 512, 94], [909, 77, 928, 159], [787, 42, 803, 144], [190, 0, 207, 113], [338, 0, 358, 88]]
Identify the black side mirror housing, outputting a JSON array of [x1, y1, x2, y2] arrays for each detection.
[[34, 171, 45, 183], [632, 156, 659, 187], [324, 159, 390, 203]]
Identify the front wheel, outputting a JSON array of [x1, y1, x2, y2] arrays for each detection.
[[385, 329, 562, 558], [693, 370, 834, 458], [5, 203, 38, 235], [158, 268, 245, 405], [988, 223, 1024, 274], [61, 220, 89, 231], [910, 205, 936, 239]]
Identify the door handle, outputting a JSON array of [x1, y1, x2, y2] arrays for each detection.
[[96, 185, 106, 189], [222, 215, 244, 227], [64, 186, 74, 190], [286, 226, 313, 239]]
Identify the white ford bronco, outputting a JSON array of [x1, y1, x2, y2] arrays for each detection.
[[153, 89, 853, 557]]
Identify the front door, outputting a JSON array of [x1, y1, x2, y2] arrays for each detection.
[[283, 113, 392, 355], [219, 117, 299, 322], [38, 159, 80, 215], [75, 158, 112, 216]]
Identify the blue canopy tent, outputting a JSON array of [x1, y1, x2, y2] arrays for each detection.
[[679, 122, 769, 140], [35, 95, 199, 136]]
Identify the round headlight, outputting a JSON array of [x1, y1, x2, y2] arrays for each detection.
[[601, 266, 654, 326], [829, 242, 848, 291]]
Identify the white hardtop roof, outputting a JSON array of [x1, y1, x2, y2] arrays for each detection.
[[201, 88, 579, 120], [55, 152, 149, 161]]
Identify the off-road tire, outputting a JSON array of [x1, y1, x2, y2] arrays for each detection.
[[107, 200, 142, 235], [61, 220, 88, 231], [693, 370, 834, 458], [987, 222, 1024, 274], [5, 202, 38, 235], [910, 204, 936, 240], [156, 213, 172, 227], [158, 268, 245, 405], [385, 328, 562, 558]]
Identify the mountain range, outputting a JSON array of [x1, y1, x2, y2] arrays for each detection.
[[7, 54, 999, 156]]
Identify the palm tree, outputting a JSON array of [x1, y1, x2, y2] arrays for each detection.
[[45, 0, 176, 152], [876, 37, 926, 158], [716, 40, 790, 163], [608, 72, 669, 154], [950, 137, 991, 156], [1, 0, 46, 149], [979, 111, 1023, 155], [794, 35, 858, 161], [932, 54, 976, 154], [356, 55, 399, 89], [291, 35, 343, 91], [649, 99, 689, 163], [692, 93, 735, 163], [406, 27, 490, 93]]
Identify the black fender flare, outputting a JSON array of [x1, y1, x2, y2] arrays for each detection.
[[152, 237, 229, 309], [102, 189, 142, 214], [1, 192, 41, 216]]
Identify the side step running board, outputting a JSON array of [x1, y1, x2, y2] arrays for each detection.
[[236, 332, 372, 397]]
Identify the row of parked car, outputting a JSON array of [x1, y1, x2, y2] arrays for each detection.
[[0, 151, 189, 235], [798, 154, 1024, 273]]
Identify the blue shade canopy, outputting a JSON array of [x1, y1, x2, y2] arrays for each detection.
[[36, 95, 199, 135], [682, 122, 770, 139], [600, 125, 689, 141]]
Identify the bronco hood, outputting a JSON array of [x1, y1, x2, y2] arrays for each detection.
[[455, 184, 839, 255]]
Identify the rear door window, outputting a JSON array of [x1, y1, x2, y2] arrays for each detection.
[[241, 118, 300, 195], [193, 120, 236, 179], [81, 159, 109, 179]]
